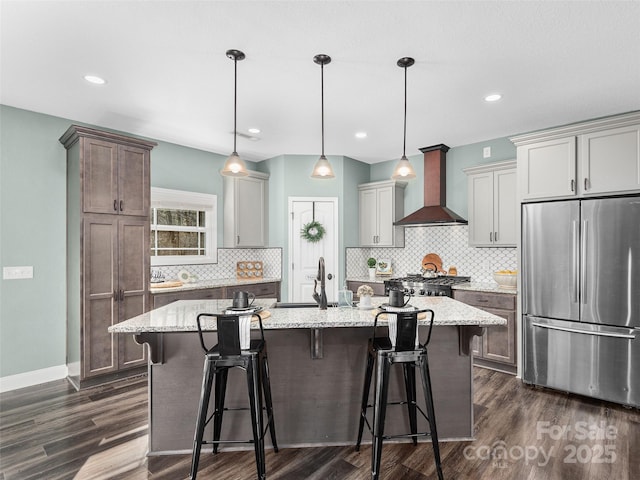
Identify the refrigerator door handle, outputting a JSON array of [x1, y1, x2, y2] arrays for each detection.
[[581, 220, 587, 304], [531, 322, 636, 339], [572, 220, 579, 303]]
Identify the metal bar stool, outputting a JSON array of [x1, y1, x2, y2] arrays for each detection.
[[356, 309, 444, 480], [190, 312, 278, 480]]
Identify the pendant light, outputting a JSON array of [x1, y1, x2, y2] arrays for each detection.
[[391, 57, 417, 180], [221, 49, 249, 177], [311, 54, 336, 179]]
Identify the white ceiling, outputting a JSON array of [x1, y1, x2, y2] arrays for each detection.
[[2, 1, 639, 163]]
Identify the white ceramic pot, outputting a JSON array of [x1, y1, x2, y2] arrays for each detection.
[[368, 267, 376, 280]]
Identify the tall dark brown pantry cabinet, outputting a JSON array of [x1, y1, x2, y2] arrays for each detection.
[[60, 125, 156, 389]]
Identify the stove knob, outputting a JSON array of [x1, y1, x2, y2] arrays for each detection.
[[439, 291, 446, 296], [409, 288, 415, 295], [419, 289, 426, 296], [427, 291, 432, 296], [404, 288, 410, 294]]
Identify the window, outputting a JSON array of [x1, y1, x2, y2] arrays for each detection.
[[150, 188, 217, 265]]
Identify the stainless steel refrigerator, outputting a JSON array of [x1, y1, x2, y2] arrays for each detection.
[[522, 196, 640, 407]]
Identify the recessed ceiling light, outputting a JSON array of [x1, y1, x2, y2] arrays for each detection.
[[355, 132, 367, 139], [484, 93, 502, 102], [84, 75, 106, 85], [248, 128, 260, 134]]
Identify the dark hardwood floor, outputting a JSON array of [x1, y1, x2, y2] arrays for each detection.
[[1, 368, 638, 479]]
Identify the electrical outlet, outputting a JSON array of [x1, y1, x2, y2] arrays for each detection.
[[3, 266, 33, 280], [483, 146, 491, 158]]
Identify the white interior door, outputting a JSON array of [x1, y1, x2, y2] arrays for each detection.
[[289, 198, 338, 303]]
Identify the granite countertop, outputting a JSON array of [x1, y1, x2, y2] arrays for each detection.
[[150, 277, 281, 294], [452, 282, 518, 295], [109, 296, 506, 334]]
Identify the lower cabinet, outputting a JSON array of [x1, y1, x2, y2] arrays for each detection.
[[346, 281, 386, 299], [453, 289, 517, 374], [153, 281, 281, 308]]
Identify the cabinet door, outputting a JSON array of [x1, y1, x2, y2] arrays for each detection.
[[359, 188, 378, 246], [467, 172, 494, 246], [493, 168, 517, 246], [83, 138, 118, 214], [482, 307, 516, 365], [518, 136, 576, 200], [235, 176, 266, 247], [580, 124, 640, 195], [118, 145, 150, 216], [83, 216, 118, 378], [117, 217, 149, 369], [376, 186, 394, 246]]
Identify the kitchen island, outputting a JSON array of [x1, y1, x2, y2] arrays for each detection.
[[109, 296, 505, 454]]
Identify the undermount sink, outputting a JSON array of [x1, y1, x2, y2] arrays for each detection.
[[270, 302, 354, 309]]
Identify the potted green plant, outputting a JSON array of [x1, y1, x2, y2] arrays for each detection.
[[367, 257, 377, 280]]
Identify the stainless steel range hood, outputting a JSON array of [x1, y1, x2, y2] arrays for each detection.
[[394, 143, 467, 226]]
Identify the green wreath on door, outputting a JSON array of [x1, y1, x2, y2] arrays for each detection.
[[300, 220, 326, 243]]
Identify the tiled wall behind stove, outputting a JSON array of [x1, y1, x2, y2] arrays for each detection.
[[346, 225, 516, 283], [153, 248, 282, 281]]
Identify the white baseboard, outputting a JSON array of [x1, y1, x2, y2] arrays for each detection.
[[0, 365, 68, 393]]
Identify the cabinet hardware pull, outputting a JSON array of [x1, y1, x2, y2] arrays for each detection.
[[571, 179, 575, 192], [113, 200, 118, 211], [114, 290, 118, 301], [120, 290, 125, 301], [584, 178, 588, 190], [237, 235, 240, 245], [489, 232, 493, 242], [494, 231, 498, 242], [120, 200, 123, 211]]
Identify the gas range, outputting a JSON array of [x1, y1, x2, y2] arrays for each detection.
[[384, 274, 470, 297]]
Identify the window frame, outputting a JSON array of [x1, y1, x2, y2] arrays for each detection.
[[150, 187, 217, 266]]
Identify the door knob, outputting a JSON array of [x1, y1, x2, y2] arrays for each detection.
[[327, 273, 333, 280]]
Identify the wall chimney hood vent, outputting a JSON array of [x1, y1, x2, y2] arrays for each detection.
[[394, 144, 468, 226]]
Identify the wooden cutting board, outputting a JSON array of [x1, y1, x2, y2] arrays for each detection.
[[422, 253, 443, 272]]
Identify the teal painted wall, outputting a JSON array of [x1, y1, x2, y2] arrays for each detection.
[[1, 106, 68, 377], [0, 104, 516, 379]]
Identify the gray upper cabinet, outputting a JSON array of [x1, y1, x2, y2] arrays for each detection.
[[464, 160, 517, 247], [81, 135, 150, 216], [358, 180, 406, 247], [60, 125, 156, 389], [512, 112, 640, 201], [223, 170, 270, 247]]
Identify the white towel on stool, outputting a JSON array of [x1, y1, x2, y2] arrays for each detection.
[[225, 311, 252, 350], [385, 306, 419, 348]]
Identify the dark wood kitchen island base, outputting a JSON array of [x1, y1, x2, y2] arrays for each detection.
[[148, 325, 474, 454], [109, 297, 506, 454]]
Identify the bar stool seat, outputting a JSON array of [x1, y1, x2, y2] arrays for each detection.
[[190, 312, 278, 480], [356, 308, 444, 480]]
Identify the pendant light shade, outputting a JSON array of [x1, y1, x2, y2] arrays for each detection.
[[221, 49, 249, 177], [311, 54, 335, 179], [391, 57, 417, 180]]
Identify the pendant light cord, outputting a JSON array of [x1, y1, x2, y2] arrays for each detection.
[[403, 64, 407, 158], [233, 57, 238, 153], [321, 62, 325, 157]]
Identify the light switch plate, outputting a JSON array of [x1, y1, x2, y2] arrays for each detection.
[[3, 266, 33, 279], [483, 146, 491, 158]]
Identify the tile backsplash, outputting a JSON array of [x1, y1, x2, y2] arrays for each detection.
[[346, 225, 516, 283], [152, 248, 282, 281]]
